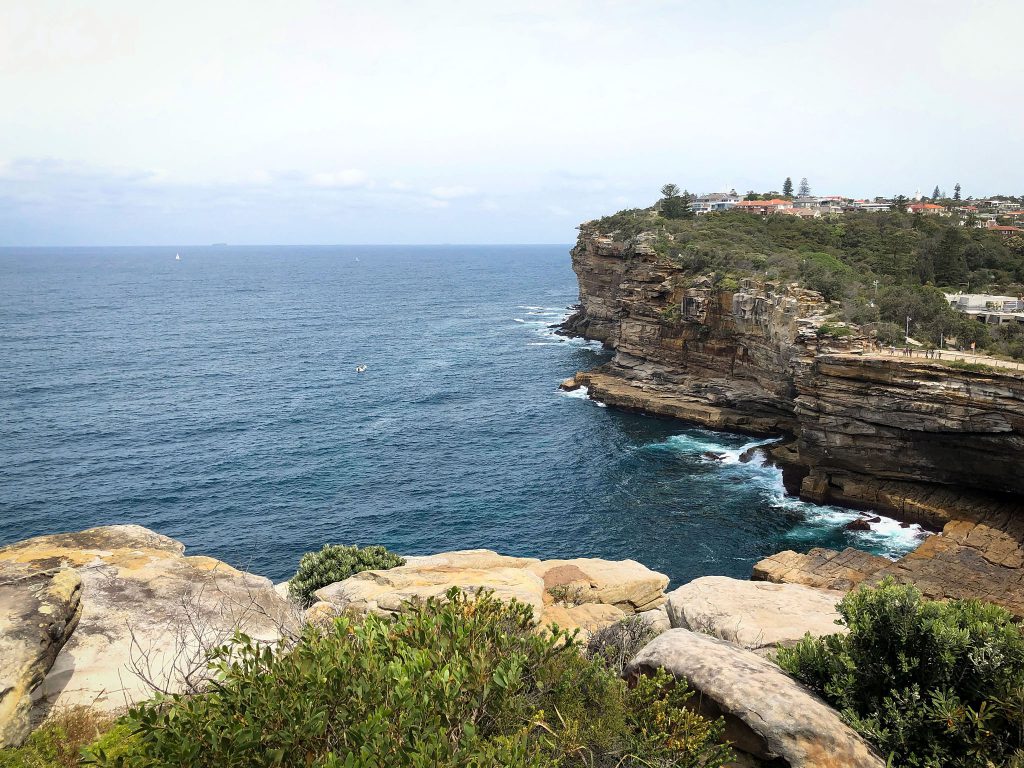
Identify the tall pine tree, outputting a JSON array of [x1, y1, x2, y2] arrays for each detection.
[[932, 185, 941, 200], [953, 183, 962, 201], [782, 177, 794, 197], [798, 177, 811, 196]]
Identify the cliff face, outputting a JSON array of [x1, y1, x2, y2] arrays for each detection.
[[565, 228, 1024, 525]]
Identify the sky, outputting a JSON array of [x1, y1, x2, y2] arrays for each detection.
[[1, 0, 1022, 246]]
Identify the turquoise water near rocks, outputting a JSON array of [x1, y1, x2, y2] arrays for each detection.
[[0, 245, 925, 583]]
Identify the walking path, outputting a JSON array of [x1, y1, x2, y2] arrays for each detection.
[[833, 346, 1024, 373]]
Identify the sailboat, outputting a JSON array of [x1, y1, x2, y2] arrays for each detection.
[[175, 253, 181, 261]]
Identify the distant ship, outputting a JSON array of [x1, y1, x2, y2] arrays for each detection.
[[175, 253, 181, 261], [355, 364, 367, 373]]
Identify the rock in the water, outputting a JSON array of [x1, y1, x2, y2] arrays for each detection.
[[0, 525, 296, 716], [529, 558, 669, 612], [559, 376, 581, 391], [0, 563, 82, 747], [666, 576, 845, 653], [844, 519, 871, 531], [626, 629, 884, 767]]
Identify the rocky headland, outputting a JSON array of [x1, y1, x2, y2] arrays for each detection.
[[561, 225, 1024, 615]]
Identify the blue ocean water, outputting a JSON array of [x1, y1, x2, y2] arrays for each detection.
[[0, 245, 925, 584]]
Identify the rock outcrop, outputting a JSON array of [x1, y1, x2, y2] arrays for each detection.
[[564, 226, 1024, 522], [756, 516, 1024, 617], [0, 563, 82, 747], [0, 525, 296, 722], [627, 629, 884, 768], [665, 576, 845, 654], [311, 549, 669, 636]]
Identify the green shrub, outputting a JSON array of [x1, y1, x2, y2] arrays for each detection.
[[288, 544, 405, 607], [816, 323, 853, 338], [0, 707, 130, 768], [83, 589, 732, 768], [777, 579, 1024, 767]]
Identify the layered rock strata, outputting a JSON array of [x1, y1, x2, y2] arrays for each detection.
[[755, 516, 1024, 617], [564, 227, 1024, 520]]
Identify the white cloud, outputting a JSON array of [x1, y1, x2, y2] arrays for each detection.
[[308, 169, 368, 188], [429, 185, 477, 200]]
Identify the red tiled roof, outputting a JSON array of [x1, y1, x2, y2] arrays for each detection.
[[736, 199, 791, 207]]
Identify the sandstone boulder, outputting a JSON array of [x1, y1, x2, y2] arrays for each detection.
[[528, 557, 669, 612], [0, 563, 82, 747], [539, 602, 625, 636], [666, 576, 846, 654], [314, 550, 546, 620], [626, 629, 884, 768], [636, 605, 671, 634], [311, 550, 671, 627], [0, 525, 296, 716]]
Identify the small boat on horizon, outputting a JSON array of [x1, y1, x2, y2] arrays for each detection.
[[175, 253, 181, 261], [355, 364, 367, 373]]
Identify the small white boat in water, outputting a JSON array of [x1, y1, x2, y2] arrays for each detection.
[[355, 364, 367, 373], [175, 253, 181, 261]]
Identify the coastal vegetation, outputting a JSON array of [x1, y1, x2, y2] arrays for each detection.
[[288, 544, 405, 607], [79, 589, 733, 768], [589, 200, 1024, 357], [778, 579, 1024, 768]]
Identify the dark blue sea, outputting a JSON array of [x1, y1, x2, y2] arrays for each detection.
[[0, 245, 925, 584]]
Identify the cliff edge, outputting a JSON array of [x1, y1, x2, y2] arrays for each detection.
[[563, 226, 1024, 527]]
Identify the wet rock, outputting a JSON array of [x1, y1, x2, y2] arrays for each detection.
[[844, 519, 871, 531]]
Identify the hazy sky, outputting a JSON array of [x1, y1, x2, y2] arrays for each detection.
[[2, 0, 1021, 245]]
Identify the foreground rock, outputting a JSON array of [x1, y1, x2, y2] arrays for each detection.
[[312, 549, 669, 635], [0, 525, 295, 718], [627, 629, 884, 768], [666, 576, 845, 654], [755, 515, 1024, 617], [0, 563, 82, 747]]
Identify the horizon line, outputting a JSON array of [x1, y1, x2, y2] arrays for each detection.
[[0, 242, 577, 249]]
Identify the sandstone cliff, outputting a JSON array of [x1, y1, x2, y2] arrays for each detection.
[[563, 226, 1024, 525]]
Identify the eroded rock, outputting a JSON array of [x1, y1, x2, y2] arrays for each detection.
[[626, 629, 884, 768], [311, 549, 671, 627], [0, 525, 296, 716], [666, 576, 845, 654], [0, 563, 82, 747]]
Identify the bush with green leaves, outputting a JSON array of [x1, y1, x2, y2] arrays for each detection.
[[83, 588, 733, 768], [288, 544, 405, 606], [777, 579, 1024, 768]]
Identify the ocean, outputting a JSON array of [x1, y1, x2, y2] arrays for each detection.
[[0, 245, 925, 584]]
